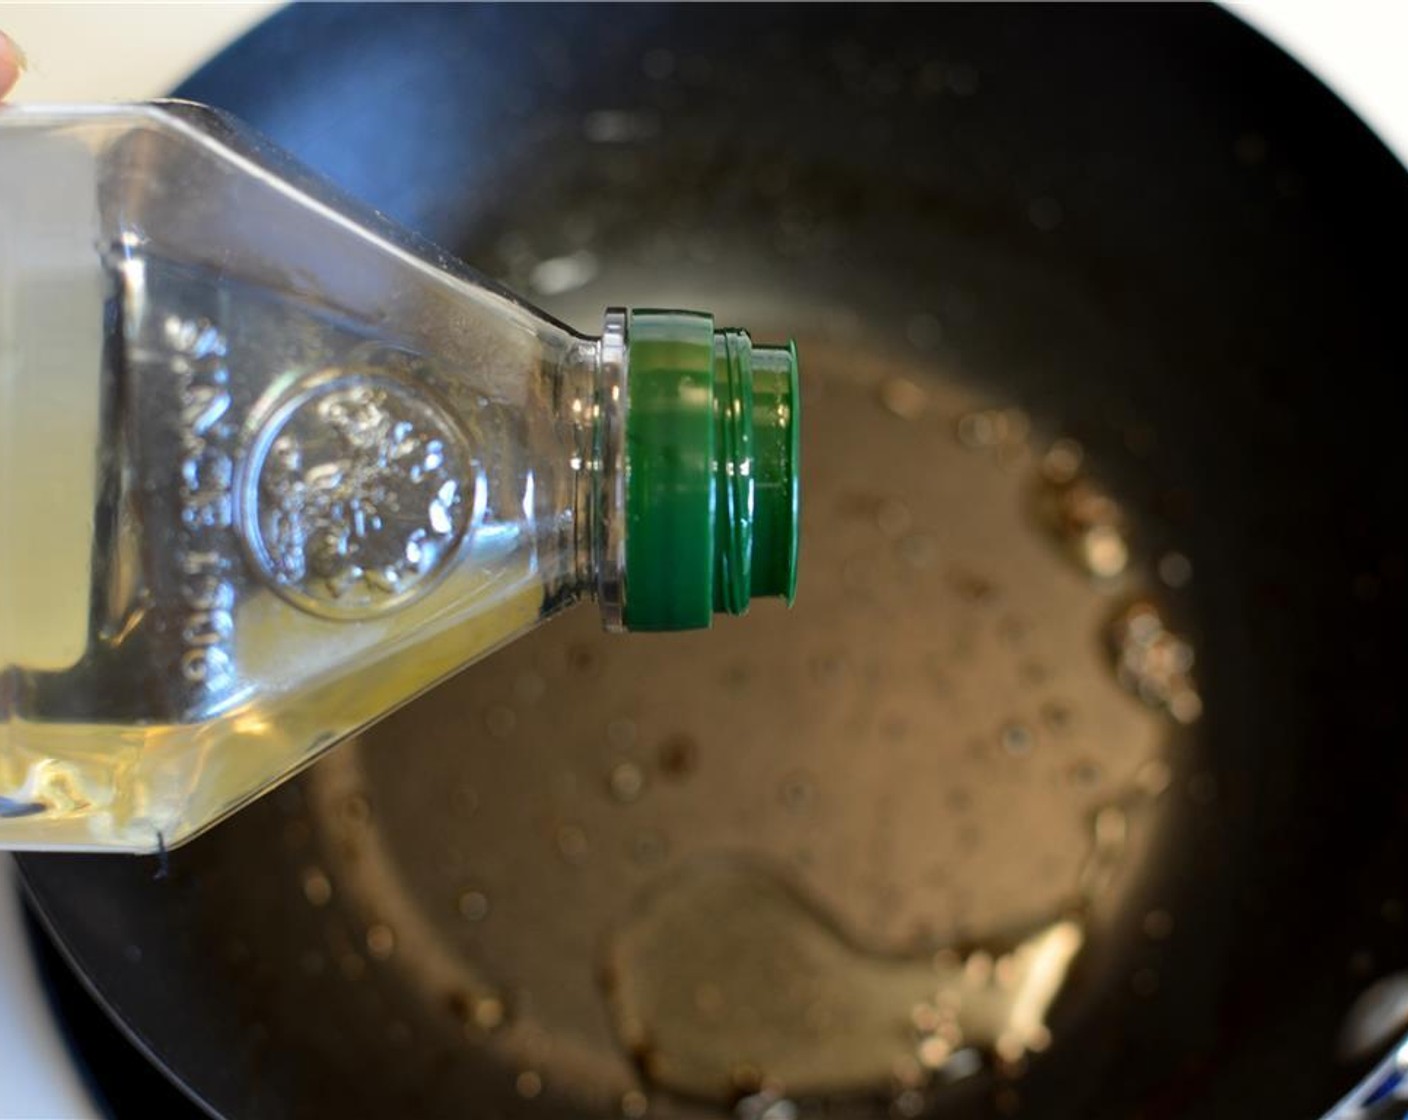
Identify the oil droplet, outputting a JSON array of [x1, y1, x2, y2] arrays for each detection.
[[1040, 474, 1130, 579], [516, 1070, 544, 1099], [878, 377, 929, 420], [779, 771, 816, 811], [1040, 700, 1073, 733], [1135, 758, 1173, 797], [1067, 759, 1101, 788], [875, 497, 913, 538], [557, 823, 591, 865], [609, 762, 648, 804], [658, 733, 699, 780], [1107, 601, 1202, 724], [621, 1089, 650, 1118], [1158, 551, 1193, 589], [1040, 438, 1084, 484], [567, 643, 603, 676], [1142, 910, 1174, 940], [918, 1036, 952, 1069], [475, 995, 507, 1031], [365, 923, 396, 960], [301, 866, 333, 907], [458, 890, 490, 922], [956, 409, 1009, 450], [999, 723, 1035, 756], [485, 704, 518, 739], [893, 1089, 926, 1117]]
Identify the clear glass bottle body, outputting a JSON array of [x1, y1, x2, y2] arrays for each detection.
[[0, 103, 609, 850]]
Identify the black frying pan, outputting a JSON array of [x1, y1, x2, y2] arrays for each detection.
[[16, 4, 1408, 1118]]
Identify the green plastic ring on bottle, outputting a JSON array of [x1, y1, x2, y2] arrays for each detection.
[[623, 310, 799, 631]]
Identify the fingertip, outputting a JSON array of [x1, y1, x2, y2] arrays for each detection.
[[0, 32, 25, 101]]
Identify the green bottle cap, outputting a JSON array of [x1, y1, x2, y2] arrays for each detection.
[[623, 309, 800, 631]]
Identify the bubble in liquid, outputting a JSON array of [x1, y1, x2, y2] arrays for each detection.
[[1040, 438, 1084, 484], [875, 497, 914, 538], [1106, 601, 1202, 724], [365, 924, 396, 960], [918, 1035, 953, 1069], [301, 866, 333, 907], [485, 705, 518, 739], [999, 723, 1035, 756], [878, 377, 930, 421], [475, 995, 507, 1031], [1135, 758, 1173, 797], [610, 762, 649, 804], [1041, 474, 1130, 580], [458, 890, 491, 922]]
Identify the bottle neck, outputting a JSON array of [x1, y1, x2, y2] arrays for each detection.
[[560, 310, 628, 630], [590, 310, 629, 630]]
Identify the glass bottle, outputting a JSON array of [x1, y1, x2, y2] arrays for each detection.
[[0, 102, 799, 852]]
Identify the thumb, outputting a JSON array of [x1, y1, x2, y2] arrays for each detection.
[[0, 32, 26, 100]]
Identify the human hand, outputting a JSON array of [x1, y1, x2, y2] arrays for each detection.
[[0, 32, 24, 100]]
